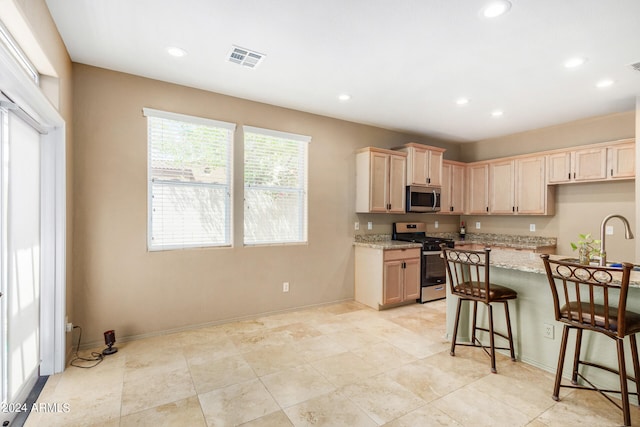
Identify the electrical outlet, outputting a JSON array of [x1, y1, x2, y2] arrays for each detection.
[[530, 224, 536, 232], [543, 323, 554, 339], [65, 322, 73, 332], [282, 282, 289, 292], [354, 222, 359, 231], [475, 222, 481, 229], [606, 225, 614, 235], [367, 222, 373, 230], [435, 221, 439, 229]]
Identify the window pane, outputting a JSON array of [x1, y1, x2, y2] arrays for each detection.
[[151, 182, 230, 248], [243, 128, 309, 245], [244, 188, 305, 244], [146, 110, 234, 250]]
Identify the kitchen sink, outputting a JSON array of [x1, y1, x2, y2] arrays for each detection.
[[558, 258, 640, 271]]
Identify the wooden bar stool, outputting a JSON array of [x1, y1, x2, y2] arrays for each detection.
[[442, 245, 517, 373], [541, 254, 640, 427]]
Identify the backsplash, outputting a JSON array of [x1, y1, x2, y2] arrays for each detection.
[[427, 232, 557, 247], [354, 232, 557, 247], [354, 234, 392, 243]]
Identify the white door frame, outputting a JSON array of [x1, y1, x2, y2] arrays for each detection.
[[0, 41, 66, 377]]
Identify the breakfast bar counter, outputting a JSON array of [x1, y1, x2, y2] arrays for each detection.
[[445, 249, 640, 394]]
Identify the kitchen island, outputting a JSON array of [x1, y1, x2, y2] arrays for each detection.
[[448, 249, 640, 395]]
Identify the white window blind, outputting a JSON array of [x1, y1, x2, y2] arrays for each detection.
[[243, 126, 310, 245], [144, 108, 235, 250]]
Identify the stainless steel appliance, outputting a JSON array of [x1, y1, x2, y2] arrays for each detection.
[[392, 222, 454, 303], [406, 186, 441, 213]]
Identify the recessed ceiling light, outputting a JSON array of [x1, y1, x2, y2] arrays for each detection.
[[564, 57, 587, 68], [491, 110, 504, 117], [596, 79, 614, 88], [166, 46, 187, 58], [456, 98, 470, 106], [481, 1, 512, 18], [338, 94, 351, 102]]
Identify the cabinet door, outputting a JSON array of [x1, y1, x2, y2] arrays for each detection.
[[427, 150, 443, 187], [547, 152, 571, 184], [403, 258, 421, 300], [388, 154, 407, 213], [450, 164, 465, 214], [369, 152, 390, 212], [443, 162, 465, 214], [516, 156, 547, 214], [383, 260, 403, 304], [467, 163, 489, 214], [573, 147, 607, 181], [489, 160, 515, 214], [441, 162, 452, 213], [608, 143, 635, 179], [408, 147, 428, 185]]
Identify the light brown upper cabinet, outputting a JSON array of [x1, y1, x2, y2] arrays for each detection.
[[608, 141, 635, 179], [466, 162, 489, 215], [547, 139, 634, 184], [395, 143, 445, 187], [489, 155, 553, 215], [441, 160, 465, 214], [356, 147, 407, 213]]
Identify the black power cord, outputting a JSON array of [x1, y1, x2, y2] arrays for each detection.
[[70, 325, 104, 368]]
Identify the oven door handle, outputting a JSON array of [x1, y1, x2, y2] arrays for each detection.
[[422, 251, 442, 256]]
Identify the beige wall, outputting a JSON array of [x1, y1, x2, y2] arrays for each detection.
[[71, 64, 458, 345], [460, 111, 635, 162]]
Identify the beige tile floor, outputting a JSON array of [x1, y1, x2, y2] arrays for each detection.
[[25, 299, 640, 426]]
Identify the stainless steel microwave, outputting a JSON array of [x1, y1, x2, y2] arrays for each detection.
[[406, 186, 441, 213]]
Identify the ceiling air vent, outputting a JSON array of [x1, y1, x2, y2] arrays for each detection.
[[228, 46, 265, 68], [630, 61, 640, 73]]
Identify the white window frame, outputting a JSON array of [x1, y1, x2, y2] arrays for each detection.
[[243, 126, 310, 246], [144, 108, 235, 251]]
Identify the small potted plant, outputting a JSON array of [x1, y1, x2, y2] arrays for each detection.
[[570, 233, 602, 265]]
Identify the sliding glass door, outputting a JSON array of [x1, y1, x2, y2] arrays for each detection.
[[1, 106, 42, 408]]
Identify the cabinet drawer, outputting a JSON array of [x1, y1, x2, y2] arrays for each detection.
[[421, 284, 447, 302], [384, 248, 420, 261]]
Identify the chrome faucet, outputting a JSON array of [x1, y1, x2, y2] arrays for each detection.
[[599, 214, 635, 266]]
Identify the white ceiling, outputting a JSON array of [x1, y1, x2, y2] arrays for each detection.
[[45, 0, 640, 142]]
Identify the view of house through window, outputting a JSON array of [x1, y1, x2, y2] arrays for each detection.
[[243, 126, 310, 245], [144, 108, 235, 250]]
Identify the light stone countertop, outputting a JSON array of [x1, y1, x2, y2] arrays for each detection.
[[487, 249, 640, 287], [353, 236, 640, 287], [354, 232, 557, 252], [353, 240, 423, 250]]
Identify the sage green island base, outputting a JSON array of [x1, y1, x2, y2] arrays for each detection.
[[445, 249, 640, 403]]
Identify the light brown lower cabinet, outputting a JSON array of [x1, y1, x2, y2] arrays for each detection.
[[355, 247, 421, 310]]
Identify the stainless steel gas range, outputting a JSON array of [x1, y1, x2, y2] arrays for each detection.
[[392, 222, 454, 303]]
